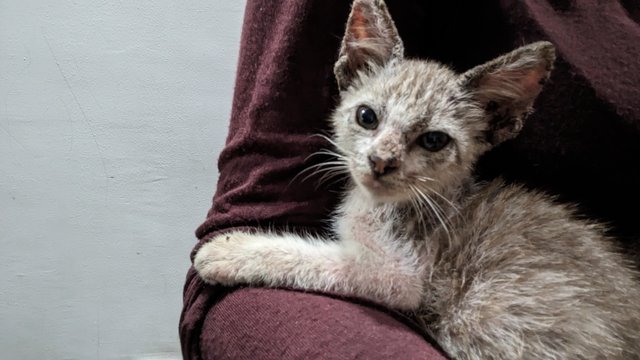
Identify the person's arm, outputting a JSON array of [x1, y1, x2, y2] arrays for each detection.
[[180, 0, 447, 358]]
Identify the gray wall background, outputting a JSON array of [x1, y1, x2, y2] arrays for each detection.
[[0, 1, 246, 358]]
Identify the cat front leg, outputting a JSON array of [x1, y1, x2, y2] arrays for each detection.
[[193, 230, 424, 311]]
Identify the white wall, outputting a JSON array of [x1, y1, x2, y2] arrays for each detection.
[[0, 1, 245, 358]]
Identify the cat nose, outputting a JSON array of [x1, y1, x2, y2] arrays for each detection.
[[368, 155, 399, 177]]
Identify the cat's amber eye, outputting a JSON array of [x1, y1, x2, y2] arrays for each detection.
[[419, 131, 450, 152], [356, 106, 378, 130]]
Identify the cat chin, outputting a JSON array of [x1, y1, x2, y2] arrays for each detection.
[[366, 192, 408, 204], [354, 176, 409, 204]]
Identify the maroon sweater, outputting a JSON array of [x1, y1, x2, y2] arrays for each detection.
[[181, 1, 640, 358]]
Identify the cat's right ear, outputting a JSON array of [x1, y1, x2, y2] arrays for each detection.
[[334, 0, 404, 91]]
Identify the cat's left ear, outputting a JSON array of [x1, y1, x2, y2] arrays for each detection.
[[334, 0, 404, 91], [461, 41, 556, 145]]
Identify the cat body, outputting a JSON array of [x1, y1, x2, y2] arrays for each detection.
[[195, 1, 640, 358]]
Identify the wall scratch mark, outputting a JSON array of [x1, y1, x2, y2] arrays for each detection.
[[41, 28, 111, 200], [0, 122, 32, 155]]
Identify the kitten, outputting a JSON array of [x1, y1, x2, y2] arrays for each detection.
[[194, 0, 640, 358]]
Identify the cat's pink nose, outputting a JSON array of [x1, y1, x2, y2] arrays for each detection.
[[369, 155, 399, 178]]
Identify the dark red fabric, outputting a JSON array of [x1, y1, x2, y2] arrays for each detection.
[[199, 286, 446, 360], [181, 0, 640, 358]]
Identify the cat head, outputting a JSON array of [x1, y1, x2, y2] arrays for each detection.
[[331, 0, 555, 203]]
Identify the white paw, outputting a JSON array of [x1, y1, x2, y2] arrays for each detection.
[[193, 232, 254, 286], [383, 277, 424, 311], [388, 289, 423, 311]]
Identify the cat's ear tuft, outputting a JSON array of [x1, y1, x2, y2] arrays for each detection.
[[461, 41, 556, 145], [334, 0, 404, 91]]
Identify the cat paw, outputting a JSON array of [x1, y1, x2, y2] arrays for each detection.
[[383, 279, 424, 311], [387, 290, 423, 311], [193, 232, 255, 286]]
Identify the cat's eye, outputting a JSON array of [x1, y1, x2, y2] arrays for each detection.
[[419, 131, 451, 152], [356, 106, 378, 130]]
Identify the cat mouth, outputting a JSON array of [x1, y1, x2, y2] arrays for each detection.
[[358, 174, 397, 195], [349, 164, 405, 200], [360, 175, 387, 188]]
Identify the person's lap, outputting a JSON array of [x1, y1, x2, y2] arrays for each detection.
[[195, 279, 446, 359]]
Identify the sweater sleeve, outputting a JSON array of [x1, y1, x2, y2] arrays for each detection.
[[180, 1, 447, 358]]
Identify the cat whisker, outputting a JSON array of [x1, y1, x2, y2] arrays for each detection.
[[314, 166, 349, 189], [298, 159, 350, 189], [426, 194, 458, 237], [410, 201, 423, 234], [415, 176, 438, 183], [410, 175, 460, 216], [292, 160, 347, 184], [407, 187, 428, 237], [409, 186, 434, 237], [310, 134, 355, 157], [305, 149, 349, 163], [411, 185, 455, 247], [415, 183, 461, 215], [302, 164, 348, 185], [288, 134, 353, 188], [322, 175, 349, 190]]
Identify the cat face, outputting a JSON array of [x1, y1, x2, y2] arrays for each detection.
[[332, 61, 486, 202], [331, 0, 555, 203]]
